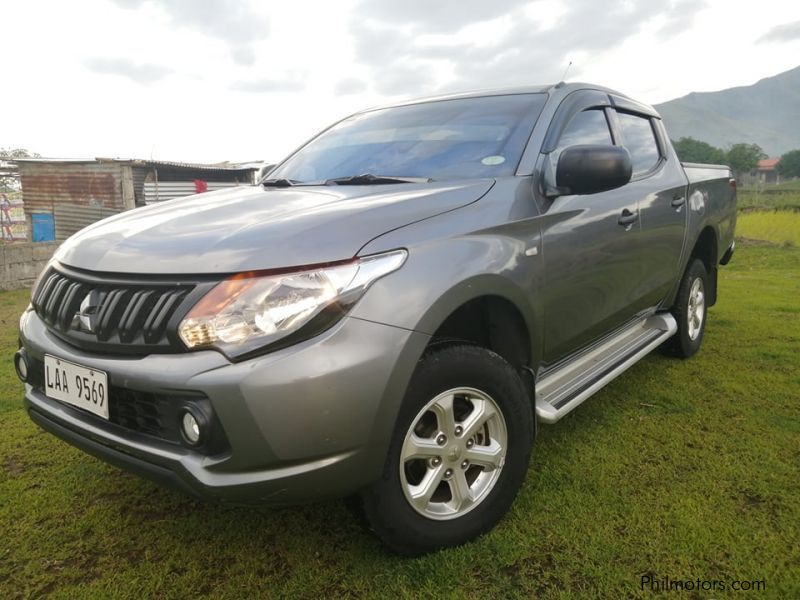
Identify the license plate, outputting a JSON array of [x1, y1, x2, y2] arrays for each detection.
[[44, 355, 109, 420]]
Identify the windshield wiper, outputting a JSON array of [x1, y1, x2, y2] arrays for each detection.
[[261, 178, 297, 188], [325, 174, 432, 186]]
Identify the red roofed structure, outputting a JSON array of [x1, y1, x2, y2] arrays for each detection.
[[757, 158, 780, 171], [749, 157, 782, 185]]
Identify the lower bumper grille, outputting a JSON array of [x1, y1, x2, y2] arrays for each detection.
[[26, 356, 229, 454], [109, 387, 183, 444]]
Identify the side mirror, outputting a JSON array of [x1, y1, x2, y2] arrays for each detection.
[[555, 145, 632, 196]]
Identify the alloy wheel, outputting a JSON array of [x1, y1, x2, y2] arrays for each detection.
[[399, 387, 508, 520]]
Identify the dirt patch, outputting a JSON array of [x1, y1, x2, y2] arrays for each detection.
[[734, 236, 775, 247], [2, 457, 25, 477]]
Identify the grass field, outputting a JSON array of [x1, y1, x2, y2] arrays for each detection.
[[737, 210, 800, 246], [1, 246, 799, 598], [737, 186, 800, 213]]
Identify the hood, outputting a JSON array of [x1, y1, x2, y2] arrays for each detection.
[[54, 180, 494, 274]]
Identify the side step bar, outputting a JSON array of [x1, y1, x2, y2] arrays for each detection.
[[535, 313, 677, 424]]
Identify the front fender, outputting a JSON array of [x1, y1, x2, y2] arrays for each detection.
[[350, 234, 543, 368]]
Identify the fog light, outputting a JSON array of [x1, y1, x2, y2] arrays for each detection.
[[181, 411, 202, 445], [14, 351, 29, 383]]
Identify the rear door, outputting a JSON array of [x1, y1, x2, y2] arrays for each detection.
[[611, 107, 688, 306]]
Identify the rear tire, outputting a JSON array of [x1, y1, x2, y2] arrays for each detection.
[[662, 258, 708, 358], [360, 344, 534, 556]]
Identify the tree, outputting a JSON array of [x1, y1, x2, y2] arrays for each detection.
[[725, 143, 767, 177], [0, 147, 41, 193], [777, 149, 800, 178], [672, 137, 726, 164], [0, 147, 40, 159]]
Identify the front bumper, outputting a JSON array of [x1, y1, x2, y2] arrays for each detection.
[[19, 309, 429, 504]]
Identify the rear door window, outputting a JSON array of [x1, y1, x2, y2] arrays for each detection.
[[616, 112, 661, 176]]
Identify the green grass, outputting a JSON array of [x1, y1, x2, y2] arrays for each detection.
[[737, 210, 800, 247], [740, 180, 800, 194], [757, 180, 800, 192], [737, 189, 800, 213], [2, 246, 799, 599]]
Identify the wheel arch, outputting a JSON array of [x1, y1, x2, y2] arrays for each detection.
[[429, 295, 532, 372], [411, 273, 539, 368]]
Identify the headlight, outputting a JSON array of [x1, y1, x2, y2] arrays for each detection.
[[178, 249, 407, 358]]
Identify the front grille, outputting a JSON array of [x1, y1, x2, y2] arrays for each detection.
[[27, 356, 229, 454], [31, 265, 212, 354]]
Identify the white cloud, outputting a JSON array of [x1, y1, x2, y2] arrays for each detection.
[[1, 0, 799, 163], [758, 20, 800, 43], [334, 77, 368, 95], [110, 0, 269, 66], [84, 57, 173, 84], [230, 75, 307, 93]]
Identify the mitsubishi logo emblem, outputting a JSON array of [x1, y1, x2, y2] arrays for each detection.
[[76, 291, 103, 333]]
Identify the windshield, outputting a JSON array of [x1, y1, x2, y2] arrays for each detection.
[[269, 94, 547, 183]]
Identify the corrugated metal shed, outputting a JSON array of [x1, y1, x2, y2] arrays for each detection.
[[143, 181, 249, 203], [137, 160, 263, 203], [16, 161, 127, 214], [54, 203, 121, 242], [132, 166, 148, 206], [110, 158, 261, 173], [12, 158, 269, 241]]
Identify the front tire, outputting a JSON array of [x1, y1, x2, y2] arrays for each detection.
[[360, 344, 534, 556], [662, 258, 708, 358]]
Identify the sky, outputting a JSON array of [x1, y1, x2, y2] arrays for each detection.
[[3, 0, 800, 164]]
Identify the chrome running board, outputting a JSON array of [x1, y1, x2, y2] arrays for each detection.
[[535, 313, 677, 424]]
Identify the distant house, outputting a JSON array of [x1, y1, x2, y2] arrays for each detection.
[[749, 157, 782, 186], [12, 158, 272, 242]]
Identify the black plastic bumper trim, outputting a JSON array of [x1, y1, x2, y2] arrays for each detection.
[[27, 407, 205, 500]]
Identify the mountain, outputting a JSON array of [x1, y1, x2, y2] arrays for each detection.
[[654, 66, 800, 157]]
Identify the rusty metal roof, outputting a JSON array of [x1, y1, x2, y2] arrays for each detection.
[[11, 158, 99, 164], [12, 157, 265, 172]]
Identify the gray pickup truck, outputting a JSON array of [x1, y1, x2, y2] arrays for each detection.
[[16, 83, 736, 555]]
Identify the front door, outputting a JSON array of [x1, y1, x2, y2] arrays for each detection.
[[539, 107, 644, 364]]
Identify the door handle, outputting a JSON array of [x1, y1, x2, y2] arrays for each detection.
[[618, 209, 638, 227], [671, 195, 686, 208]]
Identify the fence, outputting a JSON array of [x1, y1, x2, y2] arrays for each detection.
[[0, 241, 58, 291], [1, 203, 120, 291]]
